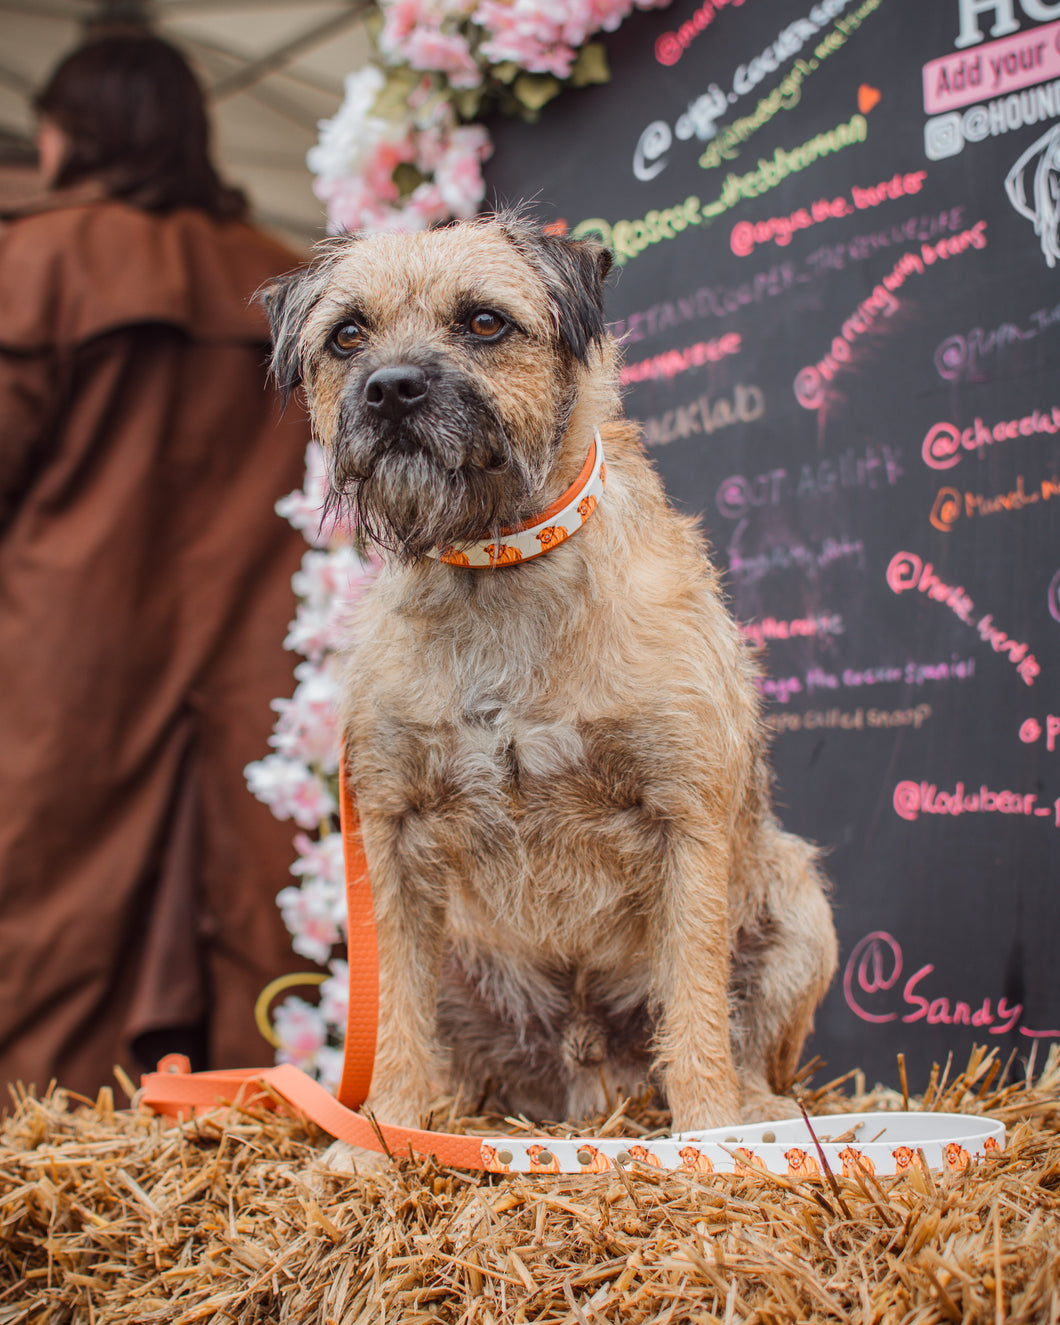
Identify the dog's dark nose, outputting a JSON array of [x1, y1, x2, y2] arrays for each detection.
[[363, 365, 429, 420]]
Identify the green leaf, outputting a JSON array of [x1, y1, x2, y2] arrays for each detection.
[[489, 60, 520, 85], [392, 162, 428, 197], [512, 72, 562, 112], [453, 86, 484, 121], [570, 42, 610, 88], [373, 67, 425, 120]]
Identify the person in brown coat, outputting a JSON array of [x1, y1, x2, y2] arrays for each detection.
[[0, 33, 314, 1097]]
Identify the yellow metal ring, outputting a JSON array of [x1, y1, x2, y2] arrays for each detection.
[[254, 971, 328, 1049]]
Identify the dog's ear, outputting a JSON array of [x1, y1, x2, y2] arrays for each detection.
[[501, 221, 614, 362], [257, 266, 314, 402], [258, 248, 350, 402]]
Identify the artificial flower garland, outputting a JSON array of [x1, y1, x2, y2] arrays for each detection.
[[246, 0, 674, 1084], [307, 0, 674, 235]]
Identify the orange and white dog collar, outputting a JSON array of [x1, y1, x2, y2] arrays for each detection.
[[428, 428, 606, 568]]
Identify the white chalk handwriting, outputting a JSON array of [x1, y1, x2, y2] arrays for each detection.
[[1005, 122, 1060, 266], [924, 78, 1060, 159]]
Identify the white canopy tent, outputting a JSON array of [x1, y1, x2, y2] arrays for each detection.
[[0, 0, 373, 249]]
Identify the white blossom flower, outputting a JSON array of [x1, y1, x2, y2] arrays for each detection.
[[244, 754, 336, 828], [306, 66, 398, 189]]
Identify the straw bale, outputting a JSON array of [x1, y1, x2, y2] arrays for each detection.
[[2, 1045, 1059, 1324]]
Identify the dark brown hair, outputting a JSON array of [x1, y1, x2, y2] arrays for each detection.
[[34, 32, 247, 220]]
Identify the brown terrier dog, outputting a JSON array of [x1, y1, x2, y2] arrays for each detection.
[[263, 213, 837, 1145]]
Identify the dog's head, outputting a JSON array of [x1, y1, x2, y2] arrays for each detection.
[[263, 213, 614, 561]]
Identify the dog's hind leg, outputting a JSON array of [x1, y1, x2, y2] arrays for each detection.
[[730, 820, 838, 1123]]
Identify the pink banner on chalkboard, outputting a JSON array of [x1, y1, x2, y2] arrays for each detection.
[[922, 20, 1060, 114]]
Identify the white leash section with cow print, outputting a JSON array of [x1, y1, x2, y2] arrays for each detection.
[[479, 1110, 1005, 1176]]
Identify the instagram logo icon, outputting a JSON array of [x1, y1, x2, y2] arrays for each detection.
[[924, 113, 963, 161]]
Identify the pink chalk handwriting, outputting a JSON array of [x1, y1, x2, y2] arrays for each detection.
[[885, 550, 975, 624], [885, 551, 1040, 685], [757, 657, 975, 706], [844, 931, 1057, 1038], [805, 207, 966, 275], [1050, 568, 1060, 624], [921, 407, 1060, 470], [932, 297, 1060, 381], [726, 530, 864, 586], [620, 333, 741, 385], [794, 224, 987, 410], [741, 613, 844, 649], [654, 0, 746, 67], [731, 173, 926, 256], [977, 615, 1040, 686], [923, 20, 1060, 115], [892, 779, 1059, 824], [1020, 715, 1060, 751]]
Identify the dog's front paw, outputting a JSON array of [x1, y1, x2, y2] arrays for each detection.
[[740, 1090, 804, 1124], [314, 1138, 390, 1177], [667, 1068, 741, 1134]]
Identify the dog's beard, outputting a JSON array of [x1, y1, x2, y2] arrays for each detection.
[[324, 369, 545, 563]]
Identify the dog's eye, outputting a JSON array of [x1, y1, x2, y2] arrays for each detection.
[[467, 310, 507, 340], [331, 322, 365, 355]]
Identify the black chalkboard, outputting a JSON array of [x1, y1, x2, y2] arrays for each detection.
[[484, 0, 1060, 1089]]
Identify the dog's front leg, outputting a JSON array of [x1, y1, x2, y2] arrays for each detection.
[[653, 835, 741, 1134]]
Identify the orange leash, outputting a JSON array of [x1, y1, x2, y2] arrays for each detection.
[[140, 762, 486, 1168], [335, 762, 378, 1110]]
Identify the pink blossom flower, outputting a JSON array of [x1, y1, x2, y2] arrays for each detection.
[[473, 0, 671, 76], [379, 0, 424, 47], [314, 1045, 346, 1092], [273, 997, 328, 1070], [269, 660, 343, 772], [290, 830, 346, 891], [399, 27, 482, 87], [473, 0, 581, 77], [286, 546, 380, 660], [434, 126, 492, 215], [390, 181, 450, 230], [276, 879, 345, 963], [276, 443, 345, 548], [244, 755, 337, 828], [318, 172, 401, 235], [380, 0, 479, 53], [363, 139, 417, 201]]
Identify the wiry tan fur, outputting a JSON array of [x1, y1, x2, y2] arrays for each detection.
[[263, 215, 838, 1156]]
